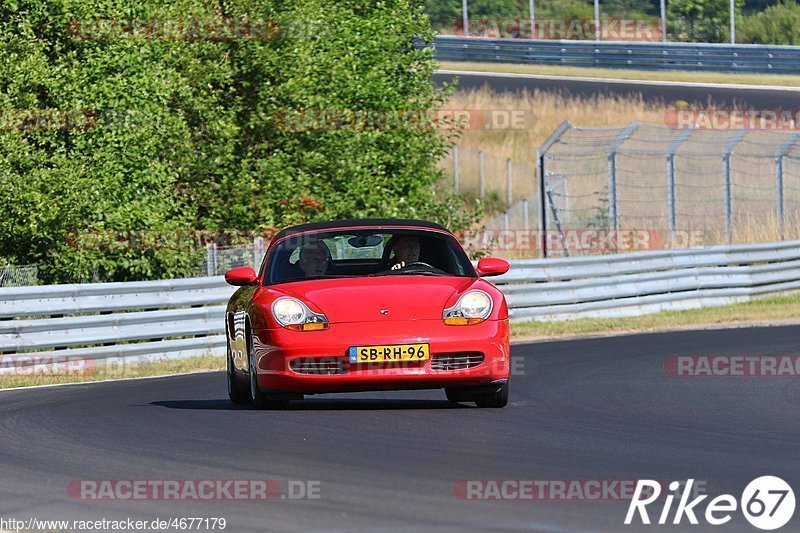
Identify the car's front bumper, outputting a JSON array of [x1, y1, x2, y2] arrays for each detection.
[[252, 319, 510, 394]]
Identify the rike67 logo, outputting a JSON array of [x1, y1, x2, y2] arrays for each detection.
[[625, 477, 795, 530]]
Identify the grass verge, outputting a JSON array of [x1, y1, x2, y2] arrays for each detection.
[[511, 291, 800, 341], [2, 291, 799, 389], [0, 354, 224, 390], [437, 61, 800, 87]]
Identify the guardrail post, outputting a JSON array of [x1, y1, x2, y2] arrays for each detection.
[[666, 129, 693, 243], [607, 123, 640, 233], [479, 150, 485, 198], [722, 130, 747, 244], [506, 158, 513, 206], [453, 144, 460, 194], [775, 132, 800, 239]]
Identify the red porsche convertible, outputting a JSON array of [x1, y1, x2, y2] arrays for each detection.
[[224, 219, 511, 409]]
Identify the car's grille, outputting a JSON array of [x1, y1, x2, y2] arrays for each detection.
[[289, 358, 348, 375], [430, 352, 485, 371]]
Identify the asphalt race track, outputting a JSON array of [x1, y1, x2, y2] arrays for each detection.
[[1, 326, 799, 532], [434, 70, 800, 109]]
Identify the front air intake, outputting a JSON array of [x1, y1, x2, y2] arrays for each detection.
[[430, 352, 485, 371], [289, 358, 348, 375]]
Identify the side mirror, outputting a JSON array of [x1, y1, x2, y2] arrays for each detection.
[[225, 266, 258, 286], [476, 257, 510, 277]]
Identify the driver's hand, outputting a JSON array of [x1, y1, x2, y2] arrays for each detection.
[[391, 261, 405, 270]]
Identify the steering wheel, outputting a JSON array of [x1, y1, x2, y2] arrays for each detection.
[[401, 261, 435, 270]]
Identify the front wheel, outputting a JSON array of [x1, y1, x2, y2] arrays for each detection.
[[445, 381, 509, 408], [248, 339, 289, 410], [227, 341, 248, 405], [473, 381, 509, 408]]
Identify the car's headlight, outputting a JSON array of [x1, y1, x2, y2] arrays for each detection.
[[443, 290, 493, 325], [271, 297, 329, 331]]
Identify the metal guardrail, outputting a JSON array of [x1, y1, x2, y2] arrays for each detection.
[[1, 239, 798, 368], [432, 35, 800, 74]]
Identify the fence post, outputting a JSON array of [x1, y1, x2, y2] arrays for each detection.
[[206, 242, 217, 277], [546, 187, 568, 257], [607, 123, 640, 233], [666, 129, 693, 243], [506, 158, 513, 206], [253, 236, 265, 269], [479, 150, 485, 198], [536, 120, 572, 258], [536, 151, 546, 257], [522, 199, 529, 232], [775, 132, 800, 239], [722, 130, 747, 244], [453, 144, 459, 194]]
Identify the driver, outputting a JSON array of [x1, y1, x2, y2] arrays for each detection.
[[298, 241, 331, 277], [389, 236, 421, 270]]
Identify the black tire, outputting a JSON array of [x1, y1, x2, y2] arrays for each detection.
[[227, 339, 248, 405], [444, 387, 470, 403], [248, 335, 289, 410], [473, 381, 510, 408]]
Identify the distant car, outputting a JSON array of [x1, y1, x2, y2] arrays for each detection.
[[224, 219, 511, 409]]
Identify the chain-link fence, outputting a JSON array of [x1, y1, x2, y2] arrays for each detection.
[[0, 265, 39, 287], [541, 122, 800, 255], [199, 238, 267, 277], [441, 145, 537, 208], [444, 122, 800, 257]]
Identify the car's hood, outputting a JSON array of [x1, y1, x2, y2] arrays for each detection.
[[275, 276, 477, 323]]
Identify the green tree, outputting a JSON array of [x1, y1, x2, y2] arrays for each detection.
[[0, 0, 476, 283], [667, 0, 743, 42], [739, 0, 800, 44]]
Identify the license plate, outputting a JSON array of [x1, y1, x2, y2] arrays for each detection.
[[348, 343, 430, 363]]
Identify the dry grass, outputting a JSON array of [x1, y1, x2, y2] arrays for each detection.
[[445, 86, 672, 160], [438, 60, 800, 88], [0, 354, 224, 389]]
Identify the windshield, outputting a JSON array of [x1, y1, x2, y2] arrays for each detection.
[[264, 228, 475, 284]]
